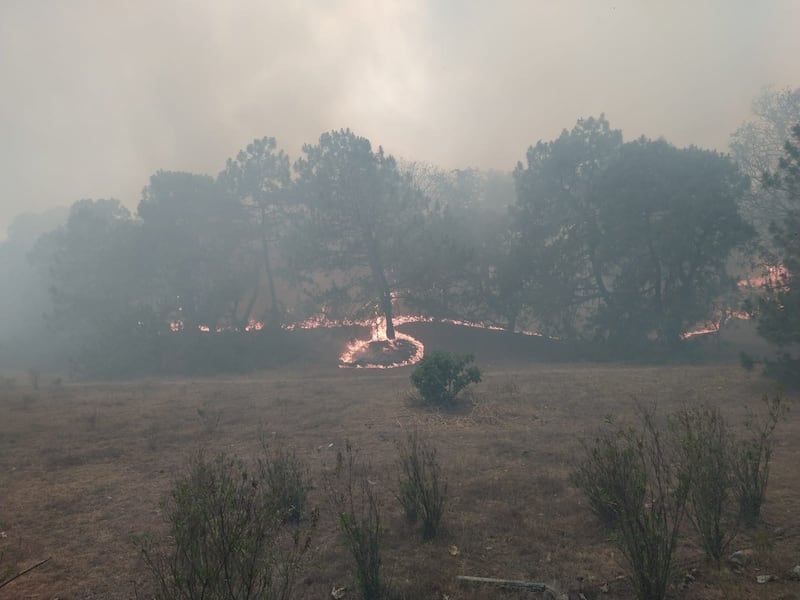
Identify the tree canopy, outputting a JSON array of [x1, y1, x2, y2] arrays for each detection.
[[748, 124, 800, 383], [218, 137, 292, 327], [4, 104, 784, 377], [138, 170, 256, 332], [513, 116, 753, 347], [32, 199, 155, 376], [293, 129, 426, 338], [730, 86, 800, 247]]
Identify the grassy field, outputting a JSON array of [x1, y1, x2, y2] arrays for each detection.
[[0, 326, 798, 599]]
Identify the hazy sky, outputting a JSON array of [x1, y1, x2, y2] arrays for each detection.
[[1, 1, 798, 237]]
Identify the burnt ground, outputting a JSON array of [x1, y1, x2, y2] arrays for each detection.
[[0, 321, 798, 599]]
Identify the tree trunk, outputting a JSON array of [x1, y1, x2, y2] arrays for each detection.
[[260, 207, 281, 327], [506, 312, 517, 333], [366, 235, 396, 340], [237, 288, 258, 331], [381, 287, 396, 339]]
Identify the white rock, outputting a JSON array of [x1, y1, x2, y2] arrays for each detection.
[[728, 549, 753, 567]]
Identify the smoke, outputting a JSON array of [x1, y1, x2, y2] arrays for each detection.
[[1, 0, 799, 235]]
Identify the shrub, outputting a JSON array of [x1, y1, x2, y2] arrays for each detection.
[[396, 432, 447, 540], [329, 441, 383, 600], [733, 392, 787, 527], [397, 477, 418, 524], [410, 350, 481, 406], [571, 426, 644, 529], [573, 409, 692, 600], [261, 446, 311, 524], [139, 449, 314, 600], [675, 405, 739, 565]]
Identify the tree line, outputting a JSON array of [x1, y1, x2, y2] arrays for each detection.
[[1, 87, 797, 378]]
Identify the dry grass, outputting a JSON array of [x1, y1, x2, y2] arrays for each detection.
[[1, 341, 799, 599]]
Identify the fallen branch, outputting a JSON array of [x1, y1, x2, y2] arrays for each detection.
[[0, 557, 52, 590], [456, 575, 549, 592]]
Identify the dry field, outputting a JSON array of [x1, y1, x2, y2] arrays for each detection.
[[1, 325, 798, 599]]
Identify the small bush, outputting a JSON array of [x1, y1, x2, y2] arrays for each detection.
[[139, 449, 314, 600], [733, 392, 787, 527], [573, 409, 692, 600], [396, 432, 447, 540], [675, 405, 738, 565], [571, 425, 644, 529], [410, 350, 481, 406], [397, 477, 418, 524], [329, 441, 383, 600], [261, 446, 311, 523]]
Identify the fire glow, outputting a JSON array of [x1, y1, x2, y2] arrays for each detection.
[[168, 307, 746, 369], [335, 315, 553, 368], [738, 265, 789, 290], [338, 317, 425, 369], [680, 309, 751, 340]]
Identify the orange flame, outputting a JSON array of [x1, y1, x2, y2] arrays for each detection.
[[338, 317, 425, 369], [171, 305, 749, 366], [681, 309, 750, 340], [738, 264, 789, 290], [244, 319, 264, 332]]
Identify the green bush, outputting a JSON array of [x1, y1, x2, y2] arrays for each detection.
[[139, 449, 314, 600], [410, 350, 481, 406], [396, 432, 447, 540]]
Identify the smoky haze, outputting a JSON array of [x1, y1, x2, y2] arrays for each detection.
[[1, 0, 799, 235]]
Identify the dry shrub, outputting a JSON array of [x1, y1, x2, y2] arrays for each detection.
[[573, 408, 691, 600], [328, 441, 383, 600], [733, 391, 787, 527], [675, 405, 739, 565], [139, 448, 314, 600], [396, 431, 447, 540]]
